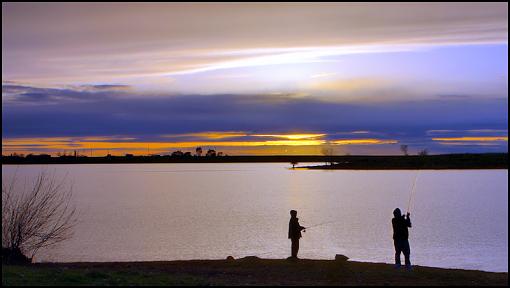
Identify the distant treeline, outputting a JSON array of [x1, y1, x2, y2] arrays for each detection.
[[1, 153, 508, 169], [303, 153, 508, 170]]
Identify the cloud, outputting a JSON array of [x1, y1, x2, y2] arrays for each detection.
[[2, 83, 507, 155], [159, 44, 420, 76], [427, 129, 508, 136], [3, 83, 507, 137], [3, 3, 507, 85], [2, 83, 129, 105], [330, 139, 398, 145], [251, 134, 326, 140], [163, 131, 248, 140], [76, 84, 132, 92], [2, 134, 401, 156], [432, 136, 508, 142]]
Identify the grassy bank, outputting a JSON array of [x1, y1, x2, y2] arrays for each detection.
[[2, 257, 508, 286]]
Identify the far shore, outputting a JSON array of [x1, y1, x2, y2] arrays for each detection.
[[2, 153, 508, 170], [2, 257, 508, 286]]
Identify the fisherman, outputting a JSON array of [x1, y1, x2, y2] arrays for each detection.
[[288, 210, 306, 259], [392, 208, 412, 270]]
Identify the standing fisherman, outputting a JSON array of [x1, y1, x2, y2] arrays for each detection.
[[392, 208, 412, 270], [288, 210, 306, 259]]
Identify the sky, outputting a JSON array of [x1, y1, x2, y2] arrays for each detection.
[[2, 2, 508, 156]]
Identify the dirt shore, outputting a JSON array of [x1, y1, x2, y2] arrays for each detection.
[[2, 257, 508, 286]]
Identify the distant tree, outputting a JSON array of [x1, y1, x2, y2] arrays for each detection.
[[290, 161, 298, 169], [400, 145, 409, 156], [171, 151, 184, 157], [195, 147, 203, 157], [321, 144, 335, 165], [2, 171, 77, 263], [418, 149, 429, 156], [206, 149, 216, 157]]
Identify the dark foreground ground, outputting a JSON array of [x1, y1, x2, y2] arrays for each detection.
[[2, 257, 508, 286]]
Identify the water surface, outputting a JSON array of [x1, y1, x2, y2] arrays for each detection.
[[2, 163, 507, 272]]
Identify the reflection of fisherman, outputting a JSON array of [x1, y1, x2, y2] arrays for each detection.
[[392, 208, 412, 270], [288, 210, 306, 259]]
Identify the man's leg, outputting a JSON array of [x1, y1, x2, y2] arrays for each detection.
[[291, 238, 299, 258], [295, 239, 299, 258], [403, 240, 411, 270], [394, 240, 402, 268]]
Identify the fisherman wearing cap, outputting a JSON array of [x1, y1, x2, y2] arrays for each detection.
[[392, 208, 412, 270], [288, 210, 306, 259]]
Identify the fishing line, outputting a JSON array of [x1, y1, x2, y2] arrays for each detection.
[[229, 218, 342, 259], [304, 220, 341, 230], [406, 170, 419, 214]]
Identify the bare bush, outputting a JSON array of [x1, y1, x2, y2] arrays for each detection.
[[2, 170, 77, 262]]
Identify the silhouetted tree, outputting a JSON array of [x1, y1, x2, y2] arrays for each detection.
[[400, 145, 409, 156], [2, 171, 77, 263], [418, 149, 428, 156], [195, 147, 203, 157], [321, 144, 335, 165], [290, 161, 298, 169], [206, 149, 216, 157]]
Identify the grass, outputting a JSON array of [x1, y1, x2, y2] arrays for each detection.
[[2, 264, 208, 286], [2, 257, 508, 286]]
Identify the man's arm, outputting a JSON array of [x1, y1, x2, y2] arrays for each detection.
[[297, 220, 305, 231], [406, 213, 412, 228]]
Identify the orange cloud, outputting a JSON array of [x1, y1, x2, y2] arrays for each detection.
[[163, 131, 248, 140], [2, 135, 400, 156], [432, 136, 508, 142], [252, 133, 326, 140], [330, 139, 398, 145]]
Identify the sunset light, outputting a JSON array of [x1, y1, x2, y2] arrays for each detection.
[[2, 3, 507, 285]]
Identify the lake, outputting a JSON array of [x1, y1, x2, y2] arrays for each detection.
[[2, 163, 508, 272]]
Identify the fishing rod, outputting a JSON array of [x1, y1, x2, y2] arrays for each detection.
[[304, 220, 340, 230], [406, 170, 419, 214]]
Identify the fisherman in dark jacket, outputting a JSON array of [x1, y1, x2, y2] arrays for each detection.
[[392, 208, 412, 270], [288, 210, 305, 259]]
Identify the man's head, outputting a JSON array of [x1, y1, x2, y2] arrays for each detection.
[[290, 210, 297, 217], [393, 208, 402, 218]]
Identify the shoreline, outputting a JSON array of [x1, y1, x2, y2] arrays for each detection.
[[3, 257, 508, 286], [2, 153, 508, 169]]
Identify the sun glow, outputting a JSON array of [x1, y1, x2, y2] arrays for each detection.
[[2, 134, 400, 156], [330, 139, 398, 145], [252, 134, 327, 140]]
